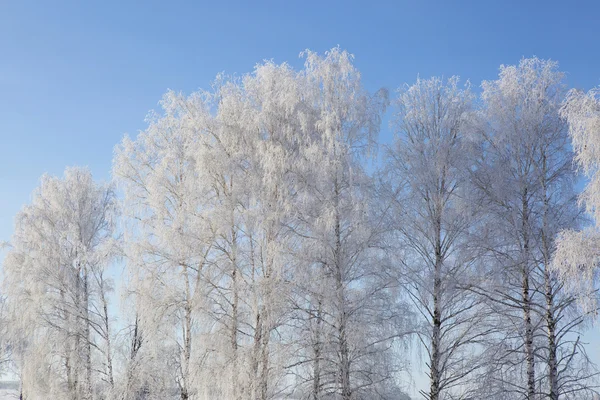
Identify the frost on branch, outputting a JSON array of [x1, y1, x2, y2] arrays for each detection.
[[553, 87, 600, 311]]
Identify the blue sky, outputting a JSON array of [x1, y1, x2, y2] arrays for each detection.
[[2, 0, 600, 393], [2, 0, 600, 242]]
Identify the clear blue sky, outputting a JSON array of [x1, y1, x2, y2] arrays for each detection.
[[2, 0, 600, 393], [2, 0, 600, 241]]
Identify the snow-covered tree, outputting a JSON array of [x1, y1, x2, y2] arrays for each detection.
[[284, 48, 410, 400], [5, 47, 600, 400], [470, 57, 596, 400], [3, 167, 118, 400], [114, 89, 217, 399], [384, 76, 492, 400], [553, 87, 600, 303]]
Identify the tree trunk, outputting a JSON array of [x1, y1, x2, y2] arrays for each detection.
[[231, 223, 240, 400], [429, 212, 443, 400], [544, 266, 558, 400], [125, 315, 143, 400], [260, 313, 270, 400], [252, 309, 262, 399], [100, 273, 114, 389], [541, 155, 558, 400], [83, 266, 93, 400], [74, 265, 82, 400], [334, 180, 351, 400], [62, 287, 76, 399], [523, 270, 535, 400], [430, 264, 442, 400], [522, 191, 536, 400], [181, 265, 193, 400], [312, 299, 322, 400]]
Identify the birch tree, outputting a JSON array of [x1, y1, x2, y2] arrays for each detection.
[[236, 61, 308, 400], [115, 60, 305, 399], [551, 86, 600, 398], [3, 167, 117, 400], [384, 76, 492, 400], [553, 87, 600, 301], [114, 91, 216, 400], [283, 48, 409, 400], [471, 57, 597, 399]]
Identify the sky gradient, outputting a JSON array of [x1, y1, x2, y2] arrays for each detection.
[[2, 0, 600, 240], [2, 0, 600, 394]]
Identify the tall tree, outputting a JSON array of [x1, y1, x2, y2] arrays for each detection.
[[3, 167, 117, 400], [287, 48, 405, 400], [470, 57, 596, 399], [114, 90, 216, 400], [553, 86, 600, 299], [385, 76, 490, 400]]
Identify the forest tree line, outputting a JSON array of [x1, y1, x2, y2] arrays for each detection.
[[3, 48, 600, 400]]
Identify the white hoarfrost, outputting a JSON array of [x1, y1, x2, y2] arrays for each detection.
[[2, 50, 600, 400]]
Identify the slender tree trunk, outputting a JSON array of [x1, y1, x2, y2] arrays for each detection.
[[333, 180, 351, 400], [544, 266, 558, 400], [181, 265, 192, 400], [65, 353, 75, 399], [259, 230, 275, 400], [66, 352, 74, 398], [251, 258, 262, 400], [125, 315, 143, 400], [312, 298, 322, 400], [99, 273, 114, 389], [521, 191, 536, 400], [260, 312, 270, 400], [541, 155, 558, 400], [252, 309, 262, 398], [430, 265, 442, 400], [231, 223, 240, 400], [523, 270, 535, 400], [249, 235, 267, 400], [429, 212, 443, 400], [74, 266, 82, 400], [83, 266, 93, 400], [336, 271, 351, 400], [62, 287, 76, 399]]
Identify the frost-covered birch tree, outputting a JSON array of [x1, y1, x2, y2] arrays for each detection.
[[384, 76, 492, 400], [114, 55, 312, 400], [6, 46, 600, 400], [470, 57, 597, 400], [114, 90, 218, 400], [551, 85, 600, 398], [553, 87, 600, 300], [235, 61, 309, 400], [197, 62, 305, 399], [3, 167, 117, 400], [283, 48, 410, 400]]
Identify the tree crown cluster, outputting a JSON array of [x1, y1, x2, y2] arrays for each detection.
[[3, 48, 600, 400]]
